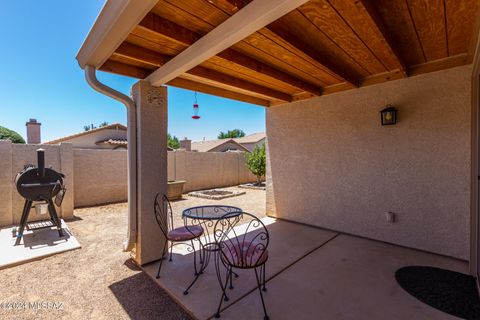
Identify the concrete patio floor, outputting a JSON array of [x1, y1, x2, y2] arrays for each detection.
[[144, 218, 468, 320]]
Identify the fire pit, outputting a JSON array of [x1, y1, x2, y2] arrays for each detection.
[[188, 189, 245, 200]]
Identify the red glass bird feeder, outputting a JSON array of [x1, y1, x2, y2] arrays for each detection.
[[192, 92, 200, 119]]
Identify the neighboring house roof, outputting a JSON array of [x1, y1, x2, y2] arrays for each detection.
[[95, 138, 128, 146], [191, 138, 249, 152], [234, 132, 266, 144], [44, 123, 127, 144]]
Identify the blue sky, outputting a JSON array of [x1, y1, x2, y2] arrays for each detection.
[[0, 1, 265, 142]]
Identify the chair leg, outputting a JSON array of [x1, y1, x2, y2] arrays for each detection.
[[169, 243, 173, 261], [254, 267, 269, 320], [215, 265, 232, 318], [156, 241, 168, 279], [183, 240, 200, 295], [262, 264, 267, 291]]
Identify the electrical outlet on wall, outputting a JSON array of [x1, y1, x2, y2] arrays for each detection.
[[386, 211, 396, 223]]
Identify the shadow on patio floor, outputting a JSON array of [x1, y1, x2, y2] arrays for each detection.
[[109, 262, 194, 320]]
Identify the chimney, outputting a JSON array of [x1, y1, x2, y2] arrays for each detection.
[[26, 119, 41, 144], [180, 137, 191, 151]]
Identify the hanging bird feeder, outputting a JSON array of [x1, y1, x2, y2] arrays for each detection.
[[192, 92, 200, 119]]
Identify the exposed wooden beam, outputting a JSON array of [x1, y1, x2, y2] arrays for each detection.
[[168, 78, 271, 107], [337, 0, 408, 75], [76, 0, 158, 68], [137, 13, 323, 96], [99, 59, 271, 106], [408, 54, 468, 76], [265, 22, 360, 87], [222, 0, 359, 86], [114, 42, 292, 101], [145, 0, 310, 86]]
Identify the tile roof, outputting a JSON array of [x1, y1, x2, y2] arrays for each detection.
[[45, 123, 127, 144], [191, 139, 249, 152], [234, 132, 266, 144]]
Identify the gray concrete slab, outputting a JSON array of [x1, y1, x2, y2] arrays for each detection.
[[142, 217, 338, 320], [0, 219, 81, 269], [221, 234, 468, 320]]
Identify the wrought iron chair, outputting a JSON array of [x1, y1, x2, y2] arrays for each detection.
[[153, 193, 204, 284], [214, 212, 270, 320]]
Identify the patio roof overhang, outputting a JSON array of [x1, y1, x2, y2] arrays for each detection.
[[77, 0, 480, 107]]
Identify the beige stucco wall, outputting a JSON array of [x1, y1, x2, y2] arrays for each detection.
[[0, 141, 74, 227], [73, 149, 128, 207], [173, 150, 257, 192], [266, 65, 472, 259], [0, 142, 259, 227]]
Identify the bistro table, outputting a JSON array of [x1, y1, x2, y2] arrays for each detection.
[[182, 205, 242, 294]]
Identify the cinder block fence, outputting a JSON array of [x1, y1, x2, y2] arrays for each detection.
[[0, 140, 257, 227]]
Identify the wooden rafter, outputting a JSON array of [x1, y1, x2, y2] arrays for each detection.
[[137, 13, 323, 96], [114, 42, 292, 101], [222, 0, 359, 86], [335, 0, 408, 75], [145, 0, 310, 86], [99, 59, 271, 106]]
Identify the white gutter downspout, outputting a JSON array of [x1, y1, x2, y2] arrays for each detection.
[[85, 65, 137, 251]]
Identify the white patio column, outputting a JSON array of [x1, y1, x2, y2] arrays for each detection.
[[132, 80, 168, 265]]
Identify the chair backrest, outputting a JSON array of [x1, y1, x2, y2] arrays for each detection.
[[214, 212, 269, 267], [153, 193, 174, 237]]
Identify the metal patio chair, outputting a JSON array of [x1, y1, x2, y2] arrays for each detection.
[[153, 193, 204, 282], [214, 212, 270, 320]]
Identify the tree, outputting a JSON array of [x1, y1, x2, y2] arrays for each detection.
[[167, 133, 180, 149], [245, 144, 266, 184], [84, 124, 97, 131], [0, 126, 25, 144], [218, 129, 245, 139], [83, 122, 109, 131]]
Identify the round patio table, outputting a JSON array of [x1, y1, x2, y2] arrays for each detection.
[[182, 205, 243, 294]]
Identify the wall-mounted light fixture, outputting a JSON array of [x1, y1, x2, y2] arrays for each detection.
[[380, 105, 397, 126]]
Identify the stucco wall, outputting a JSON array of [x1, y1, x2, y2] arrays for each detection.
[[73, 149, 128, 207], [172, 150, 257, 192], [266, 65, 472, 259]]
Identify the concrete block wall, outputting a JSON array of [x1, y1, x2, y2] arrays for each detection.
[[73, 149, 128, 207], [171, 150, 257, 192], [0, 142, 258, 227]]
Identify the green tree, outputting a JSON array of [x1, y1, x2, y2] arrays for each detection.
[[168, 133, 180, 149], [0, 126, 25, 144], [245, 144, 266, 184], [218, 129, 246, 139], [99, 121, 109, 127]]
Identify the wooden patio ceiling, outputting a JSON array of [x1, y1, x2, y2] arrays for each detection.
[[99, 0, 479, 107]]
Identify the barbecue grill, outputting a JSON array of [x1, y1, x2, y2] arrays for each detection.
[[14, 148, 66, 245]]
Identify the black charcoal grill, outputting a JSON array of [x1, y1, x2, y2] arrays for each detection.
[[14, 148, 66, 245]]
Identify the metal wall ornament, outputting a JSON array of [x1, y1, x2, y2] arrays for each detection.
[[192, 92, 200, 119], [380, 105, 397, 125]]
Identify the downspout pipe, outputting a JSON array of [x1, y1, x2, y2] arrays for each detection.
[[84, 65, 137, 251]]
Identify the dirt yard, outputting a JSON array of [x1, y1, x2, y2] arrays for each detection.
[[0, 187, 265, 320]]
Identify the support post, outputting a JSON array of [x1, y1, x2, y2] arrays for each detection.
[[132, 80, 168, 265]]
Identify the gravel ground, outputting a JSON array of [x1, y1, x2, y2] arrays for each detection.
[[0, 187, 265, 320]]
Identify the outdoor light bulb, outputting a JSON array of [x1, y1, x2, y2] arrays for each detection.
[[385, 112, 392, 121]]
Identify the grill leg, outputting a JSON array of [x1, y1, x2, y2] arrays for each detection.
[[47, 199, 64, 237], [15, 200, 33, 246]]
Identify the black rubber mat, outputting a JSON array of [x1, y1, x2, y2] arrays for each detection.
[[395, 266, 480, 320]]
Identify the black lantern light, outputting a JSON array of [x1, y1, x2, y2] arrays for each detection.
[[380, 105, 397, 126]]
